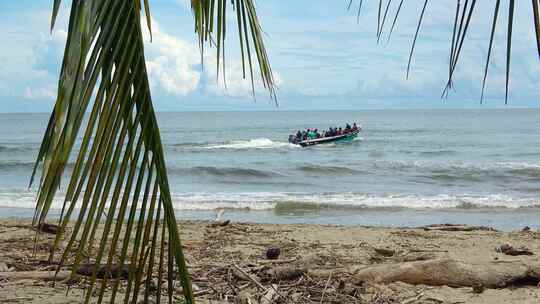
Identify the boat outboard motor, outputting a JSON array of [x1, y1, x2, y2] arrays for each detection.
[[288, 135, 295, 143]]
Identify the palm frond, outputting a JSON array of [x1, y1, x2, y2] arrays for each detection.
[[190, 0, 277, 101], [33, 0, 194, 303], [348, 0, 538, 103], [406, 0, 428, 80], [506, 0, 515, 104], [480, 0, 501, 103], [386, 0, 404, 43], [533, 0, 540, 58]]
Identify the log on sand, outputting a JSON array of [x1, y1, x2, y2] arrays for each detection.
[[352, 258, 540, 288]]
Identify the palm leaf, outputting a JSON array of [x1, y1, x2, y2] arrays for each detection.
[[506, 0, 515, 104], [533, 0, 540, 58], [33, 0, 193, 303], [34, 1, 277, 303], [378, 0, 392, 43], [480, 0, 501, 103], [191, 0, 277, 101], [386, 0, 404, 43], [348, 0, 539, 103], [406, 0, 428, 79]]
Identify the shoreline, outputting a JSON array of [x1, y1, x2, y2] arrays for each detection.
[[1, 206, 539, 231], [1, 218, 540, 303]]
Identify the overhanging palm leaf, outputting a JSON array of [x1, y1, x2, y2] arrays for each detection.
[[349, 0, 540, 102], [32, 0, 275, 303]]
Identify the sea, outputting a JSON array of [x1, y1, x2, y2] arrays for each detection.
[[1, 109, 540, 230]]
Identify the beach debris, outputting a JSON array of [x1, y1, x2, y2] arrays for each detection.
[[472, 283, 485, 294], [265, 247, 281, 260], [208, 220, 230, 228], [232, 264, 266, 291], [374, 247, 395, 257], [352, 258, 540, 288], [36, 223, 59, 234], [521, 226, 531, 232], [496, 243, 534, 256], [420, 224, 496, 232], [3, 218, 540, 303], [238, 290, 256, 304], [264, 266, 304, 281], [0, 262, 9, 272], [260, 284, 278, 304], [76, 263, 130, 279]]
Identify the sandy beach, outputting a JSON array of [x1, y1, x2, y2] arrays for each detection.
[[1, 218, 539, 303]]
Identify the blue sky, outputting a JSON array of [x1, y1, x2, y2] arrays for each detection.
[[0, 0, 539, 112]]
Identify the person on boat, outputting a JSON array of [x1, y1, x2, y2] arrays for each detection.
[[352, 123, 359, 132], [288, 134, 295, 143], [345, 123, 351, 133], [308, 129, 317, 140], [338, 127, 343, 135], [295, 130, 302, 142], [315, 129, 321, 139]]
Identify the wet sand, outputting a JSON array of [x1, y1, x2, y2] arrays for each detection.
[[1, 218, 540, 303]]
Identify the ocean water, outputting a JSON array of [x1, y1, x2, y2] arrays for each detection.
[[1, 109, 540, 230]]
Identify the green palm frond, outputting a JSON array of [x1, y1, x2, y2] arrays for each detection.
[[191, 0, 277, 101], [34, 0, 276, 303], [349, 0, 540, 103], [35, 0, 196, 300]]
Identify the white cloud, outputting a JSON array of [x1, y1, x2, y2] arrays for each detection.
[[143, 20, 201, 95], [142, 17, 280, 99], [24, 85, 56, 100], [0, 9, 67, 103]]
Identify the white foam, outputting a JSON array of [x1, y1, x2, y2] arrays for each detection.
[[1, 190, 537, 211], [205, 138, 297, 150]]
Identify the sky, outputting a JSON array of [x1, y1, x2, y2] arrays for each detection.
[[0, 0, 539, 112]]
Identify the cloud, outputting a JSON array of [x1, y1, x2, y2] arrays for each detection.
[[0, 8, 67, 104], [143, 20, 201, 95], [24, 85, 56, 100], [142, 17, 280, 99]]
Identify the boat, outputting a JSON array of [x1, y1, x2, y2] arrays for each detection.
[[295, 130, 359, 147]]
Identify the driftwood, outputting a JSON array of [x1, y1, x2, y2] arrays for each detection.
[[497, 244, 534, 256], [76, 263, 130, 279], [374, 248, 395, 257], [264, 266, 305, 282], [36, 223, 59, 234], [208, 220, 230, 228], [420, 224, 496, 232], [352, 258, 540, 288]]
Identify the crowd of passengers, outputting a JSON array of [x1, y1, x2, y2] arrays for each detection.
[[289, 122, 360, 143]]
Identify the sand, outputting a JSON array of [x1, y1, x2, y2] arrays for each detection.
[[1, 218, 539, 303]]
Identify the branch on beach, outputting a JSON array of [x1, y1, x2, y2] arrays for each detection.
[[352, 258, 540, 288]]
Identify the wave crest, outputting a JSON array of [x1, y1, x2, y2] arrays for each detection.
[[205, 138, 296, 150]]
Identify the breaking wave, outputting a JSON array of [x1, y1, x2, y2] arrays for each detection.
[[0, 144, 36, 153], [1, 190, 539, 211], [296, 164, 364, 175], [177, 166, 282, 178]]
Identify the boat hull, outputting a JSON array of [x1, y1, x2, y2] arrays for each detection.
[[298, 130, 359, 147]]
